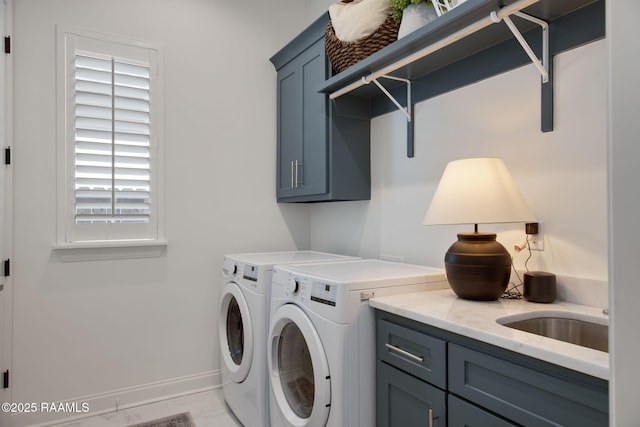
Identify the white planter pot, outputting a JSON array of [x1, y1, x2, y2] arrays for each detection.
[[433, 0, 468, 17], [397, 3, 439, 39]]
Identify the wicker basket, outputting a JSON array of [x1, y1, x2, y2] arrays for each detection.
[[325, 15, 400, 74]]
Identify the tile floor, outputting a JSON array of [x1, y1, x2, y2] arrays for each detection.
[[49, 389, 242, 427]]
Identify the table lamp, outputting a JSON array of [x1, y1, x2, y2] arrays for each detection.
[[423, 158, 536, 300]]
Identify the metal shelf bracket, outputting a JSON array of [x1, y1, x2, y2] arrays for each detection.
[[492, 10, 553, 131], [371, 76, 412, 122], [491, 11, 549, 83], [361, 75, 415, 157]]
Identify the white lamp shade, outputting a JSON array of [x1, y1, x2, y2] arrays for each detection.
[[423, 157, 536, 225]]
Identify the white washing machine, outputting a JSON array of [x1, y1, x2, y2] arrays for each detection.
[[219, 251, 359, 427], [267, 259, 448, 427]]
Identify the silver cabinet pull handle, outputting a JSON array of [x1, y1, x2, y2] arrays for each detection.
[[385, 343, 424, 363], [428, 408, 440, 427], [294, 160, 301, 187], [291, 161, 295, 188]]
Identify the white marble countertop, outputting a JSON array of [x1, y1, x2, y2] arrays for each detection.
[[369, 288, 609, 380]]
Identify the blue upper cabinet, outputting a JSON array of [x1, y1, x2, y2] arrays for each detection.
[[270, 14, 371, 203]]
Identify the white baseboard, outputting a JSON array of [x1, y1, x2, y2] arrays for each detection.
[[9, 370, 221, 427]]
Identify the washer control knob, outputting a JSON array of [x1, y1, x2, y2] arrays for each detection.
[[286, 278, 299, 296], [232, 264, 238, 275]]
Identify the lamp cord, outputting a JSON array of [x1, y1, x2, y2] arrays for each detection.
[[501, 234, 533, 299], [523, 234, 533, 272]]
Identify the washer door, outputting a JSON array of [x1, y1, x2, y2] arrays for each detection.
[[219, 282, 253, 383], [269, 304, 330, 427]]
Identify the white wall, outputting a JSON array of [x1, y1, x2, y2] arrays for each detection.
[[311, 40, 609, 293], [10, 0, 314, 424]]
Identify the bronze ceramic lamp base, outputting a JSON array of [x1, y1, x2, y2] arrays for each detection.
[[444, 229, 512, 301]]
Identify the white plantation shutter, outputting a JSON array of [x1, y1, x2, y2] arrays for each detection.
[[74, 53, 151, 223], [57, 28, 163, 244]]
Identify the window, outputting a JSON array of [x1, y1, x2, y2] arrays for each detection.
[[57, 27, 164, 246], [74, 54, 152, 224]]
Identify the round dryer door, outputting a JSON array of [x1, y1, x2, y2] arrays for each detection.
[[268, 304, 330, 427], [219, 282, 253, 383]]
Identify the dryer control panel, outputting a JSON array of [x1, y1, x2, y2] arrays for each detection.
[[311, 282, 337, 307], [243, 264, 258, 282]]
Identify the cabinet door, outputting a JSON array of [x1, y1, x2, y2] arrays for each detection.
[[276, 39, 327, 199], [276, 58, 302, 197], [377, 360, 446, 427], [448, 395, 518, 427], [449, 343, 608, 427]]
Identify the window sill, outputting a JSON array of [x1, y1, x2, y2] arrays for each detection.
[[54, 240, 168, 262]]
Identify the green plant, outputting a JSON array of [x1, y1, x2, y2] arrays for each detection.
[[389, 0, 433, 21]]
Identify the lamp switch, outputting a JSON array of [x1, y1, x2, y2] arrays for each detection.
[[526, 222, 544, 251]]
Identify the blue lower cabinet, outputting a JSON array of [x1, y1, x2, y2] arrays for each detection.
[[376, 310, 609, 427], [377, 360, 446, 427]]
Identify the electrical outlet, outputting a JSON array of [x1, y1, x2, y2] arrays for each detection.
[[527, 221, 544, 251]]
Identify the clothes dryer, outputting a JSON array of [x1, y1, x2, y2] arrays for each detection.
[[267, 259, 448, 427], [219, 251, 358, 427]]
